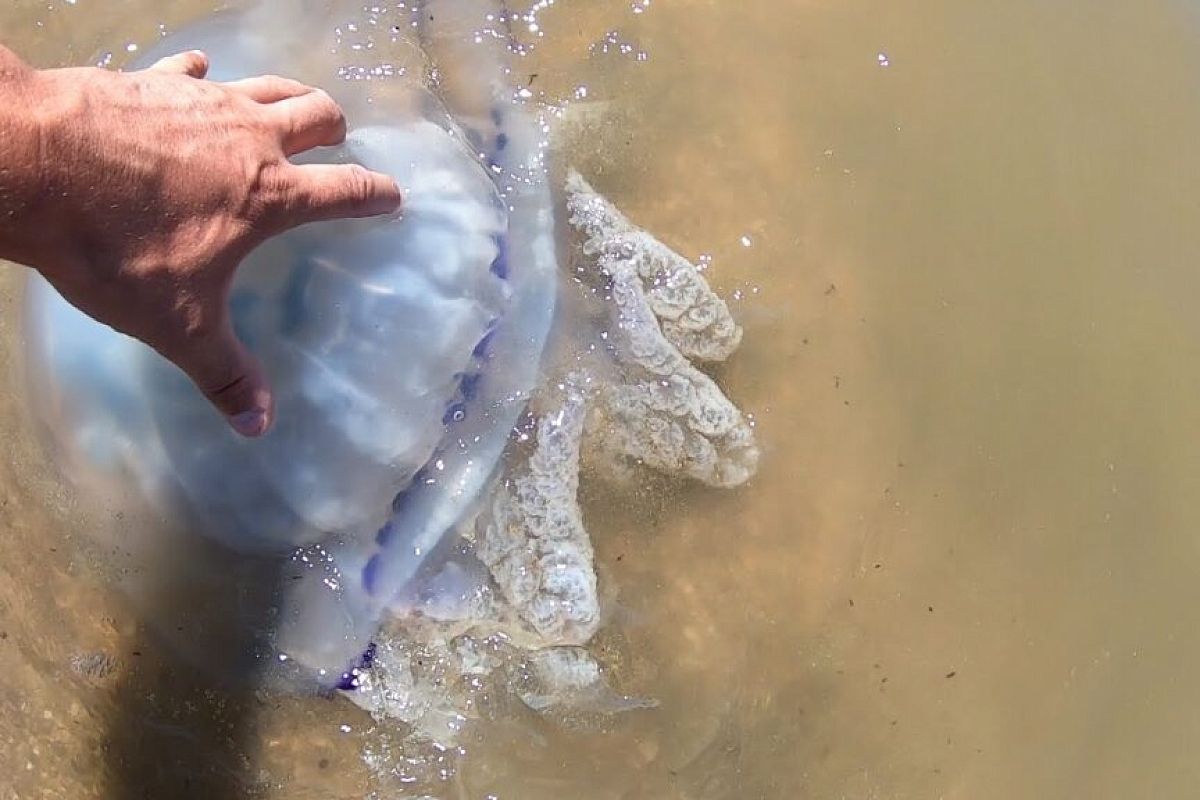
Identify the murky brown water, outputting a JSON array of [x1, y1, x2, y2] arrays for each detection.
[[7, 0, 1200, 797]]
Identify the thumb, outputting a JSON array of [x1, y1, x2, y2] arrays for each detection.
[[147, 50, 210, 79], [168, 320, 274, 438]]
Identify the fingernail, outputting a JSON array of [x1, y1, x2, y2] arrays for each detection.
[[230, 408, 268, 438], [378, 180, 404, 215]]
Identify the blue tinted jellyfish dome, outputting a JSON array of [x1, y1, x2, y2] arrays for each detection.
[[23, 6, 554, 567]]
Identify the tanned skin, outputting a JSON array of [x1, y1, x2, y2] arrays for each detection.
[[0, 46, 403, 437]]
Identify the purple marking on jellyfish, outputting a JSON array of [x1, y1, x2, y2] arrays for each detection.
[[495, 132, 508, 151], [442, 401, 467, 426], [362, 552, 382, 595], [458, 371, 482, 402], [376, 518, 397, 546], [490, 234, 509, 279], [333, 641, 378, 691], [472, 325, 498, 358], [358, 641, 377, 670]]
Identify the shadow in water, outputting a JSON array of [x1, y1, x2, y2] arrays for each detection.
[[102, 534, 288, 799], [105, 658, 258, 799]]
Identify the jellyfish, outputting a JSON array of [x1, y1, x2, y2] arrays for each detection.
[[21, 0, 759, 723]]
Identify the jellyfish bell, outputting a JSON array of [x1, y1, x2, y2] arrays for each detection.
[[22, 0, 557, 683], [20, 0, 760, 722]]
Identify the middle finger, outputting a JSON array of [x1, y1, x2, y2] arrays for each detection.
[[267, 89, 347, 156]]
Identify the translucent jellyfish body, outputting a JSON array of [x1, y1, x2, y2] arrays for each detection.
[[22, 1, 557, 681], [21, 2, 759, 719]]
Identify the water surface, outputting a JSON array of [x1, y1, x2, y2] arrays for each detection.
[[4, 0, 1200, 797]]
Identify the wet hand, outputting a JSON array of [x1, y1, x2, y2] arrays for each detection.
[[2, 49, 403, 437]]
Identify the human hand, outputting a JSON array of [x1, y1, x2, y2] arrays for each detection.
[[1, 49, 402, 437]]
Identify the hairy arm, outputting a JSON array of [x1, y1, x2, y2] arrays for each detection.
[[0, 45, 403, 436]]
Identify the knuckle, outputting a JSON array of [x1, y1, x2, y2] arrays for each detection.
[[309, 89, 345, 130], [173, 325, 242, 397], [239, 158, 288, 224], [314, 88, 339, 113], [205, 370, 251, 401], [331, 104, 348, 131], [310, 86, 333, 105], [342, 164, 375, 204]]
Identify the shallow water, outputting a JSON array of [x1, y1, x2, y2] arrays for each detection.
[[6, 0, 1200, 797]]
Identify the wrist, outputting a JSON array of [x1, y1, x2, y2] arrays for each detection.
[[0, 48, 42, 155], [0, 58, 84, 277], [0, 49, 42, 267]]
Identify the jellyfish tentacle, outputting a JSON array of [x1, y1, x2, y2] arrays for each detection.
[[565, 170, 743, 362], [565, 171, 760, 489], [475, 377, 599, 645]]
